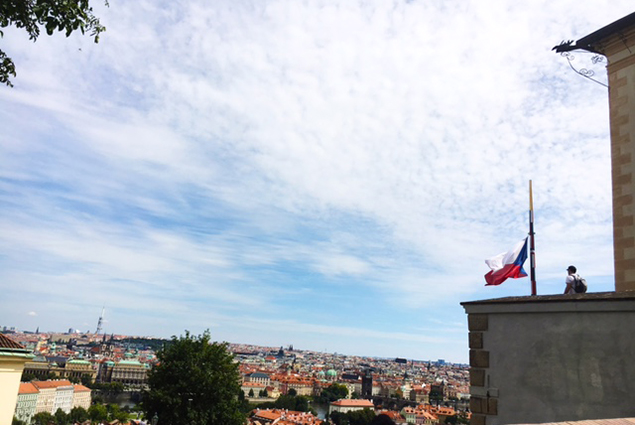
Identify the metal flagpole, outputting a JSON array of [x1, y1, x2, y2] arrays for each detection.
[[529, 180, 537, 295]]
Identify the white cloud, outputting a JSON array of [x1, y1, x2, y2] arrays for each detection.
[[0, 0, 631, 362]]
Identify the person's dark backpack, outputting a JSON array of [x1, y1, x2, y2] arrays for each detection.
[[573, 275, 588, 293]]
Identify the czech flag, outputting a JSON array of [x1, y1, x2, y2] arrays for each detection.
[[484, 238, 528, 286]]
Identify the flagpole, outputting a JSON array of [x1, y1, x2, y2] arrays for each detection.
[[529, 180, 537, 295]]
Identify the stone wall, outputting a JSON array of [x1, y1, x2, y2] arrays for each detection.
[[462, 292, 635, 425]]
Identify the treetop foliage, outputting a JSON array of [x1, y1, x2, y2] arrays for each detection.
[[143, 330, 246, 425], [330, 408, 376, 425], [254, 393, 311, 413], [0, 0, 108, 86], [316, 382, 349, 404]]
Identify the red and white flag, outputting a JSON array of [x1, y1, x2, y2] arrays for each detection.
[[484, 238, 528, 286]]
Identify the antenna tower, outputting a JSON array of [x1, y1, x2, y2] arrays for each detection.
[[95, 307, 105, 334]]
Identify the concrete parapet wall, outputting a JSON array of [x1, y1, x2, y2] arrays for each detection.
[[462, 292, 635, 425]]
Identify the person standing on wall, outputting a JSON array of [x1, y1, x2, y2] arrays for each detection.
[[564, 265, 587, 294]]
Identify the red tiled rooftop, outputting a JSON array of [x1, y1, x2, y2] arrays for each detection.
[[330, 399, 374, 407], [253, 410, 283, 420], [32, 380, 73, 389], [19, 383, 39, 394], [0, 333, 26, 350], [242, 382, 266, 387]]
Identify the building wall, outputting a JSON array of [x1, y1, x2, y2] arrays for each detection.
[[110, 362, 148, 386], [14, 392, 38, 423], [72, 389, 92, 410], [247, 373, 271, 386], [35, 388, 56, 413], [54, 385, 74, 414], [0, 356, 31, 425], [329, 401, 374, 415], [605, 26, 635, 292], [462, 293, 635, 425]]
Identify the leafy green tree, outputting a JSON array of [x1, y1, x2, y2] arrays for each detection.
[[142, 330, 245, 425], [54, 408, 68, 425], [69, 406, 88, 423], [43, 372, 57, 381], [287, 388, 297, 396], [330, 411, 345, 425], [105, 403, 129, 422], [238, 390, 245, 401], [32, 412, 54, 425], [80, 375, 92, 386], [319, 383, 349, 403], [106, 381, 125, 394], [20, 371, 36, 381], [262, 388, 268, 398], [88, 404, 108, 422], [0, 0, 108, 87], [256, 394, 311, 412], [249, 388, 255, 397], [294, 395, 309, 412], [330, 408, 375, 425], [347, 408, 375, 425], [12, 417, 27, 425]]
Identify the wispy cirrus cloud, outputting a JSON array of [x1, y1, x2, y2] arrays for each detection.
[[0, 0, 629, 361]]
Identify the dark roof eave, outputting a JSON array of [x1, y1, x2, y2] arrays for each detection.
[[552, 11, 635, 54], [577, 11, 635, 48], [461, 291, 635, 307]]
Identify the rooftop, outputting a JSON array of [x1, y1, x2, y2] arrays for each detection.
[[577, 12, 635, 47], [32, 380, 73, 389], [0, 333, 28, 351], [18, 382, 39, 394], [330, 399, 374, 407], [461, 291, 635, 306]]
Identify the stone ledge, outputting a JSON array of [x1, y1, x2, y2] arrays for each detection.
[[462, 292, 635, 314]]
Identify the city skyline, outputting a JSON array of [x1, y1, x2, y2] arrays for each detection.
[[1, 1, 632, 363]]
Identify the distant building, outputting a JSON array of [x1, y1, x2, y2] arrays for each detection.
[[22, 357, 97, 383], [361, 370, 373, 397], [241, 381, 266, 397], [22, 357, 50, 378], [278, 376, 316, 396], [19, 380, 92, 416], [329, 399, 374, 415], [65, 359, 96, 382], [246, 371, 271, 386], [14, 383, 38, 423], [52, 381, 74, 413], [98, 359, 148, 387], [409, 384, 429, 404], [72, 384, 92, 410], [110, 360, 149, 387], [32, 380, 74, 414], [401, 405, 438, 424], [250, 408, 323, 425]]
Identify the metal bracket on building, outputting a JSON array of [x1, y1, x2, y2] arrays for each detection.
[[560, 52, 609, 88]]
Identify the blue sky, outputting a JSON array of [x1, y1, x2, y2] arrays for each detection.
[[0, 0, 631, 363]]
